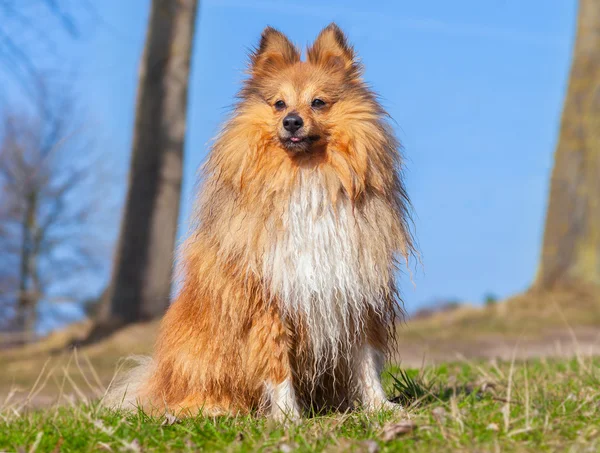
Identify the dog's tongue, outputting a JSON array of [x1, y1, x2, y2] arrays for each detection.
[[290, 137, 302, 143]]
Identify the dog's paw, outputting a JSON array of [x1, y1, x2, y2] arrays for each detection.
[[364, 399, 405, 414], [271, 405, 301, 424]]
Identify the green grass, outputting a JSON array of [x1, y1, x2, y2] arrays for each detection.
[[2, 357, 600, 452]]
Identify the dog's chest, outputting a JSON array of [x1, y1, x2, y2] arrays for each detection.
[[263, 174, 378, 306], [261, 173, 392, 359]]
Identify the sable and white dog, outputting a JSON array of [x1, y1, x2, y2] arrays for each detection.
[[107, 23, 415, 421]]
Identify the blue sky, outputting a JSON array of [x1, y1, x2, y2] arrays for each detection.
[[3, 0, 578, 316]]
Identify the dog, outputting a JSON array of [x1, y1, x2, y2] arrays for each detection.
[[106, 23, 416, 421]]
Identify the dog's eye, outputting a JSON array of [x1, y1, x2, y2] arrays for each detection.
[[274, 100, 286, 110], [311, 98, 326, 109]]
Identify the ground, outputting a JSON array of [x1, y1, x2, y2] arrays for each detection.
[[1, 288, 600, 451]]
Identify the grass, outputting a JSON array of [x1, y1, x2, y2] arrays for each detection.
[[2, 356, 600, 452]]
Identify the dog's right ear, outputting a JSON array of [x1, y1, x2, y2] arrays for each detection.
[[249, 27, 300, 77]]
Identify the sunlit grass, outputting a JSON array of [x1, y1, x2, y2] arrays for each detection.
[[2, 356, 600, 452]]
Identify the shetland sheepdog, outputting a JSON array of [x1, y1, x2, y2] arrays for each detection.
[[106, 23, 416, 421]]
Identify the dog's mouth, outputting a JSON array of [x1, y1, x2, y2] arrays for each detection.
[[281, 134, 321, 152]]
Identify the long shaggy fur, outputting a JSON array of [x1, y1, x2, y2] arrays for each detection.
[[106, 23, 416, 418]]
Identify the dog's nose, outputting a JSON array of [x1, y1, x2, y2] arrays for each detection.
[[282, 113, 303, 133]]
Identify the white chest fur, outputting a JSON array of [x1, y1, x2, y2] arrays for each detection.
[[262, 172, 389, 364]]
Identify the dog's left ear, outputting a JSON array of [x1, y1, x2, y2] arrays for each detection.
[[307, 23, 359, 77]]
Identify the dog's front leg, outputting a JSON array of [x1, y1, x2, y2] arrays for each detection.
[[270, 374, 300, 422], [354, 342, 402, 412], [264, 308, 301, 422]]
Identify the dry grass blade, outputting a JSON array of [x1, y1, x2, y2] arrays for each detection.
[[508, 427, 534, 437], [82, 351, 106, 392], [73, 348, 104, 398], [1, 387, 19, 415], [97, 357, 128, 409], [450, 394, 464, 433], [503, 343, 518, 433], [431, 407, 449, 440], [50, 437, 65, 453], [11, 358, 61, 415], [28, 431, 43, 453], [456, 353, 498, 384], [524, 362, 530, 430], [61, 366, 88, 404], [20, 358, 51, 408], [550, 295, 589, 372], [79, 407, 141, 452]]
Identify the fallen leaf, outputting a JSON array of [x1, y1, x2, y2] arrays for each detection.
[[480, 381, 497, 393], [125, 439, 141, 453], [486, 423, 499, 431], [432, 407, 447, 423], [325, 439, 379, 453], [184, 437, 197, 449], [51, 437, 65, 453], [279, 443, 297, 453], [361, 439, 380, 453], [161, 412, 180, 426], [381, 420, 417, 441]]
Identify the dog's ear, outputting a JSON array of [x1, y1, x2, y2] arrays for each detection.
[[307, 23, 359, 77], [250, 27, 300, 77]]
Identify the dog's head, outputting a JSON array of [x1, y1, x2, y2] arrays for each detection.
[[240, 24, 379, 159]]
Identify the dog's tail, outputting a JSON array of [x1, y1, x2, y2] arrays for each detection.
[[102, 355, 155, 411]]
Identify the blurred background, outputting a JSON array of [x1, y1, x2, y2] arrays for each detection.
[[0, 0, 598, 397]]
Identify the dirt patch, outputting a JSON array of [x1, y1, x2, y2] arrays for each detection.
[[396, 326, 600, 366]]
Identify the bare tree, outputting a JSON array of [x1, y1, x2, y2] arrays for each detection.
[[0, 0, 88, 97], [0, 86, 111, 342], [97, 0, 199, 329], [535, 0, 600, 291]]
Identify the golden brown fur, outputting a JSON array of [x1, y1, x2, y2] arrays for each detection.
[[106, 23, 416, 419]]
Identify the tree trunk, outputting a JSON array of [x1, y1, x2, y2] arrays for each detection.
[[98, 0, 199, 326], [16, 192, 37, 343], [535, 0, 600, 290]]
